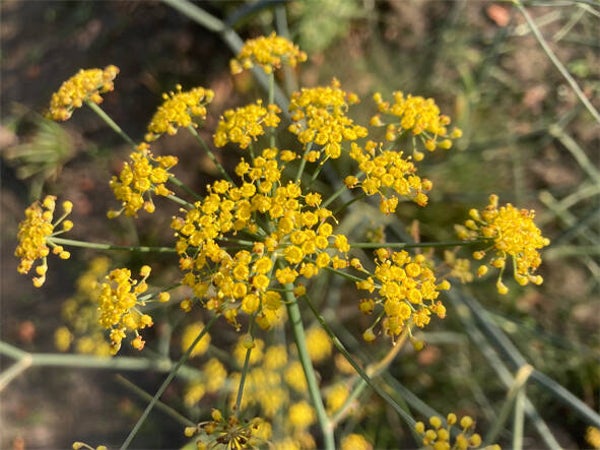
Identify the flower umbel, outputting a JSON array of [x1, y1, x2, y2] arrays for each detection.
[[288, 78, 368, 161], [356, 249, 449, 340], [185, 409, 270, 450], [145, 84, 214, 141], [47, 65, 119, 121], [230, 32, 307, 75], [346, 140, 432, 212], [213, 100, 281, 150], [97, 265, 155, 354], [15, 195, 73, 287], [371, 91, 462, 161], [108, 142, 178, 218], [414, 413, 501, 450], [455, 194, 550, 294]]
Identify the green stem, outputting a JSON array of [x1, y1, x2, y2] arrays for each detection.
[[166, 192, 196, 209], [85, 101, 137, 148], [294, 143, 314, 183], [349, 239, 490, 249], [233, 320, 255, 417], [330, 330, 407, 427], [49, 237, 176, 253], [303, 295, 417, 428], [0, 340, 203, 392], [282, 281, 334, 450], [168, 174, 203, 203], [187, 126, 233, 183], [116, 375, 196, 427], [321, 182, 356, 209], [484, 364, 533, 445], [120, 314, 219, 450]]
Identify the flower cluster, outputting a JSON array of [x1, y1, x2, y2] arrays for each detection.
[[455, 194, 550, 294], [213, 100, 281, 149], [171, 147, 349, 329], [340, 434, 373, 450], [108, 142, 178, 218], [181, 321, 212, 358], [97, 265, 161, 353], [185, 408, 270, 450], [145, 84, 214, 141], [345, 140, 432, 213], [415, 413, 501, 450], [586, 426, 600, 449], [47, 65, 119, 121], [356, 249, 449, 341], [24, 32, 555, 450], [230, 31, 307, 75], [184, 332, 340, 449], [288, 79, 368, 161], [15, 195, 73, 287], [371, 91, 462, 160]]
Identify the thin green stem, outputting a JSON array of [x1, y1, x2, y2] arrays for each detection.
[[349, 239, 490, 250], [233, 320, 255, 417], [294, 143, 315, 183], [513, 387, 526, 450], [283, 280, 334, 450], [187, 125, 233, 183], [321, 179, 353, 209], [85, 101, 137, 147], [484, 364, 533, 445], [166, 193, 196, 209], [513, 1, 600, 123], [330, 330, 407, 427], [120, 314, 219, 450], [49, 237, 176, 253], [116, 375, 196, 427], [303, 295, 417, 428], [168, 174, 203, 203], [0, 340, 203, 392]]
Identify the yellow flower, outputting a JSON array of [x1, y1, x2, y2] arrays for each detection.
[[415, 413, 499, 450], [586, 426, 600, 449], [172, 148, 348, 330], [356, 250, 448, 339], [326, 383, 350, 414], [145, 84, 214, 141], [203, 358, 228, 393], [181, 321, 211, 358], [230, 32, 307, 74], [108, 142, 178, 218], [213, 101, 281, 149], [371, 91, 462, 160], [192, 409, 268, 449], [288, 401, 316, 429], [456, 194, 550, 294], [97, 266, 154, 354], [15, 195, 73, 287], [47, 65, 119, 121], [288, 79, 368, 161], [348, 140, 432, 212], [305, 326, 332, 363], [341, 434, 373, 450]]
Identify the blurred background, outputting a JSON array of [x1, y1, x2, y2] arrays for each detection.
[[1, 0, 598, 448]]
